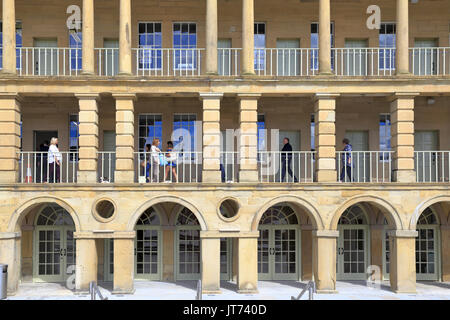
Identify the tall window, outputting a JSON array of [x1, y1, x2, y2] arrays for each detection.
[[257, 114, 266, 151], [139, 114, 163, 152], [254, 23, 266, 71], [138, 22, 162, 70], [310, 114, 315, 151], [0, 21, 22, 69], [173, 114, 197, 152], [310, 22, 334, 71], [379, 23, 396, 70], [69, 29, 82, 71], [173, 23, 197, 70], [69, 114, 79, 161], [379, 114, 391, 161]]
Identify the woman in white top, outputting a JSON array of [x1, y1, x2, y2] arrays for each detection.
[[150, 138, 161, 182], [48, 137, 62, 183]]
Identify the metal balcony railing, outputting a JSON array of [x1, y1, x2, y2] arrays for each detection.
[[410, 47, 450, 76], [336, 151, 393, 183], [258, 151, 315, 183], [415, 151, 450, 183]]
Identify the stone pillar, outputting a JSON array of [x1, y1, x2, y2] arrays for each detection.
[[241, 0, 254, 75], [2, 0, 16, 74], [113, 234, 135, 294], [237, 236, 258, 293], [313, 230, 338, 293], [390, 94, 416, 183], [388, 230, 417, 293], [238, 94, 260, 182], [301, 226, 313, 280], [119, 0, 132, 75], [76, 94, 99, 183], [0, 232, 21, 295], [82, 0, 95, 75], [370, 225, 384, 276], [205, 0, 218, 75], [113, 94, 136, 183], [441, 225, 450, 282], [314, 94, 338, 182], [200, 237, 221, 294], [75, 237, 98, 293], [318, 0, 332, 75], [0, 93, 21, 183], [200, 93, 222, 183], [396, 0, 409, 75], [162, 227, 175, 281]]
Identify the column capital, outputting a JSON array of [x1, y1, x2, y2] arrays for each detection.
[[237, 93, 261, 101], [314, 93, 340, 101], [313, 230, 339, 238], [0, 232, 21, 240], [112, 93, 137, 101], [75, 93, 100, 101], [388, 230, 418, 238], [199, 92, 223, 101], [0, 93, 23, 102], [389, 92, 420, 101]]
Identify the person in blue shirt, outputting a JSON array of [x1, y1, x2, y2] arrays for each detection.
[[281, 138, 298, 182], [340, 138, 353, 182]]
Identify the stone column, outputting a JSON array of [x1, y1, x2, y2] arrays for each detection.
[[113, 233, 135, 294], [0, 232, 21, 295], [441, 225, 450, 282], [318, 0, 332, 75], [82, 0, 95, 75], [388, 230, 417, 293], [396, 0, 409, 75], [238, 94, 259, 182], [370, 225, 384, 277], [119, 0, 132, 75], [76, 94, 99, 183], [241, 0, 254, 75], [314, 94, 338, 182], [205, 0, 218, 75], [200, 93, 222, 183], [390, 94, 417, 183], [237, 236, 258, 293], [313, 230, 338, 293], [113, 94, 136, 183], [0, 93, 21, 183], [2, 0, 16, 74], [301, 225, 313, 280], [200, 236, 221, 294], [75, 237, 98, 293]]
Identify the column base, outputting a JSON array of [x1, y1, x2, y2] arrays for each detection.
[[239, 170, 258, 183], [202, 289, 222, 294], [112, 289, 136, 295], [316, 289, 338, 294], [318, 72, 334, 76], [74, 290, 90, 295], [77, 171, 98, 183], [202, 170, 222, 183], [81, 71, 95, 76], [237, 289, 259, 294], [392, 170, 416, 183], [114, 170, 135, 183], [118, 72, 133, 77], [392, 289, 416, 294], [315, 170, 337, 183]]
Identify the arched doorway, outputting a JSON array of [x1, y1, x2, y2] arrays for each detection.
[[416, 208, 440, 281], [336, 205, 369, 280], [257, 204, 300, 281], [33, 204, 76, 282], [175, 208, 201, 280]]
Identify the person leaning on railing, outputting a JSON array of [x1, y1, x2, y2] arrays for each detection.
[[48, 137, 62, 183], [164, 141, 178, 183], [340, 138, 353, 182], [150, 139, 161, 182]]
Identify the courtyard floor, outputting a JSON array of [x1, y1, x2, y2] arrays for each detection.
[[5, 280, 450, 300]]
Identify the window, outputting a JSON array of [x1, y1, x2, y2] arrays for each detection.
[[310, 22, 334, 71], [173, 114, 197, 152], [69, 114, 79, 161], [138, 22, 162, 70], [138, 114, 163, 152], [254, 23, 266, 71], [379, 23, 396, 70], [379, 114, 391, 161], [257, 114, 266, 151], [310, 114, 315, 151], [69, 29, 82, 71], [0, 21, 22, 69], [173, 23, 197, 70]]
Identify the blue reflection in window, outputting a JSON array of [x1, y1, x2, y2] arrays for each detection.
[[173, 114, 197, 153], [173, 23, 197, 70], [0, 23, 23, 69], [139, 23, 162, 70], [310, 23, 334, 71], [69, 31, 82, 71], [379, 23, 396, 70]]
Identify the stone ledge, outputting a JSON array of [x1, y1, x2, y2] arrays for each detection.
[[0, 232, 21, 239], [388, 230, 418, 238]]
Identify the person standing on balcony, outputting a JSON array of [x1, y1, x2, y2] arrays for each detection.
[[37, 140, 49, 183], [150, 139, 161, 182], [164, 141, 178, 183], [141, 144, 152, 182], [48, 137, 61, 183], [281, 137, 298, 182], [340, 138, 353, 182]]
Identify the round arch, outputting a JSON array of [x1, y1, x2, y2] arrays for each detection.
[[410, 195, 450, 230], [330, 195, 403, 230], [251, 195, 324, 231], [8, 196, 81, 232], [127, 195, 207, 231]]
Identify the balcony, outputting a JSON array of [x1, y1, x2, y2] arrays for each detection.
[[17, 150, 450, 184], [11, 47, 450, 78]]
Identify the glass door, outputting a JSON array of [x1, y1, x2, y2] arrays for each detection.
[[337, 225, 368, 280]]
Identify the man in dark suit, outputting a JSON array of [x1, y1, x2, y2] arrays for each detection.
[[281, 137, 298, 182]]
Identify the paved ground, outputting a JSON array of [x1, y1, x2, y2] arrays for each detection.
[[6, 280, 450, 300]]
